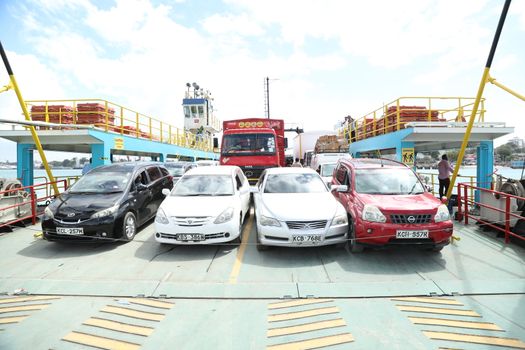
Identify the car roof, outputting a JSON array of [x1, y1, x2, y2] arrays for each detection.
[[90, 162, 164, 173], [184, 165, 240, 176], [340, 158, 408, 169], [265, 167, 317, 175]]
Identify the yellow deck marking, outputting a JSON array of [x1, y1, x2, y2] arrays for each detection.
[[228, 214, 253, 284], [392, 297, 463, 306], [423, 330, 525, 349], [120, 298, 174, 310], [83, 317, 155, 337], [268, 299, 333, 310], [63, 331, 141, 350], [0, 315, 29, 324], [397, 305, 480, 317], [267, 333, 354, 350], [409, 316, 502, 331], [0, 304, 49, 314], [101, 305, 165, 321], [0, 296, 60, 304], [268, 318, 346, 337], [268, 306, 339, 322]]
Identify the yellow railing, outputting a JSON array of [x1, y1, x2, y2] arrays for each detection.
[[339, 97, 486, 143], [24, 99, 214, 152]]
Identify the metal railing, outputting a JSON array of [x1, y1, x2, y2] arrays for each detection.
[[418, 172, 477, 198], [0, 179, 67, 229], [456, 182, 525, 244], [338, 96, 486, 143], [24, 99, 214, 152]]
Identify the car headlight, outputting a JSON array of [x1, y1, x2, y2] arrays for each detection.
[[331, 214, 348, 227], [44, 206, 54, 219], [259, 215, 281, 227], [155, 208, 169, 225], [362, 204, 386, 223], [214, 207, 234, 224], [90, 204, 119, 219], [434, 204, 450, 223]]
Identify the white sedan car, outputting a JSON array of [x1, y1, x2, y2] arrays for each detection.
[[253, 167, 348, 250], [154, 166, 250, 245]]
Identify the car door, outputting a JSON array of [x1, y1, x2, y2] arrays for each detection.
[[235, 170, 250, 218], [145, 166, 165, 220], [130, 169, 150, 225]]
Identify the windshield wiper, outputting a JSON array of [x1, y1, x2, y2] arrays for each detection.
[[211, 193, 233, 196]]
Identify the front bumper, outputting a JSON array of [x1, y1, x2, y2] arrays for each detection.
[[257, 222, 348, 247], [42, 216, 119, 242], [354, 220, 453, 247], [155, 219, 240, 245]]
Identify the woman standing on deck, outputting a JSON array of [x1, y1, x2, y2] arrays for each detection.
[[438, 154, 454, 199]]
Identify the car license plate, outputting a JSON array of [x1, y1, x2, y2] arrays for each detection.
[[176, 233, 205, 241], [56, 227, 84, 235], [396, 230, 429, 239], [292, 235, 322, 242]]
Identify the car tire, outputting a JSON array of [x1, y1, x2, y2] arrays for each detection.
[[121, 212, 137, 242], [233, 216, 243, 244], [348, 219, 364, 253], [429, 245, 444, 252]]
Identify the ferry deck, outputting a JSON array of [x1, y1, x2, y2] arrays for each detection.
[[0, 215, 523, 350]]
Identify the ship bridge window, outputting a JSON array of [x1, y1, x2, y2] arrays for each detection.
[[184, 106, 190, 118], [198, 105, 204, 118], [190, 106, 197, 117]]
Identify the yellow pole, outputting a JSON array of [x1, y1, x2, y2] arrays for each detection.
[[487, 75, 525, 102], [446, 0, 511, 199], [0, 41, 59, 196]]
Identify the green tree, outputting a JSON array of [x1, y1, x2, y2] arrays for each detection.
[[496, 145, 512, 161]]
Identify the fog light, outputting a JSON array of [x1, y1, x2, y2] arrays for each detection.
[[367, 228, 373, 234], [225, 233, 230, 238], [101, 232, 107, 237], [156, 233, 160, 238]]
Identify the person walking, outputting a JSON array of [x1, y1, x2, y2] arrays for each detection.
[[291, 158, 303, 168], [437, 154, 454, 199]]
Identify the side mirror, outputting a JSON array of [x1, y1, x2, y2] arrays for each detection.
[[331, 185, 348, 192], [249, 186, 259, 194], [136, 183, 148, 191], [213, 138, 219, 148], [162, 188, 171, 196]]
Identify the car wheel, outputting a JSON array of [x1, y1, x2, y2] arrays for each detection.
[[122, 212, 137, 242], [234, 217, 243, 244], [348, 219, 364, 253]]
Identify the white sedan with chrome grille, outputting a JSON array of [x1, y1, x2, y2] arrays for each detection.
[[154, 166, 250, 245], [252, 167, 349, 250]]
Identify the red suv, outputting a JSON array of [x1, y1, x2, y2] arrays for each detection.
[[331, 158, 453, 252]]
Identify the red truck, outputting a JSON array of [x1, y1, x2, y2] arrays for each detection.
[[219, 118, 287, 184]]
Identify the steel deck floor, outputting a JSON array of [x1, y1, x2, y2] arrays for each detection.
[[0, 217, 524, 349]]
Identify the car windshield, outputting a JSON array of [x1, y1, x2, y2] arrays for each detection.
[[264, 173, 327, 193], [355, 168, 425, 195], [69, 171, 130, 193], [222, 133, 276, 155], [172, 175, 234, 196], [320, 163, 336, 177]]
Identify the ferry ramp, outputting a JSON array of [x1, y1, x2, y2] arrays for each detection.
[[0, 215, 524, 350]]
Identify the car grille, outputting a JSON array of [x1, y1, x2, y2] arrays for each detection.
[[286, 220, 327, 230], [390, 214, 432, 224], [171, 217, 210, 226]]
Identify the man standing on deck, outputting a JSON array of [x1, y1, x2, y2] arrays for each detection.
[[438, 154, 454, 199]]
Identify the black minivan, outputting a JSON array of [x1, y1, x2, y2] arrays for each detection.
[[42, 162, 173, 242]]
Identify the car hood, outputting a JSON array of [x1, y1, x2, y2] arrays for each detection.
[[51, 192, 123, 217], [258, 193, 339, 220], [357, 192, 441, 211], [161, 195, 237, 217]]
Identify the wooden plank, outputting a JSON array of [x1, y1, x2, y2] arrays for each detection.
[[409, 316, 502, 331], [268, 299, 333, 310], [83, 317, 154, 337], [268, 307, 339, 323], [267, 333, 354, 350], [120, 298, 174, 310], [0, 296, 60, 304], [101, 306, 164, 322], [62, 331, 141, 350], [392, 297, 463, 306], [268, 318, 346, 337], [396, 305, 480, 317], [0, 315, 29, 324], [423, 330, 525, 349], [0, 304, 49, 314]]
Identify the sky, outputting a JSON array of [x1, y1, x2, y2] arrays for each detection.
[[0, 0, 524, 162]]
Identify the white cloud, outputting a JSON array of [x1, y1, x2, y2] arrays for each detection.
[[202, 13, 265, 36]]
